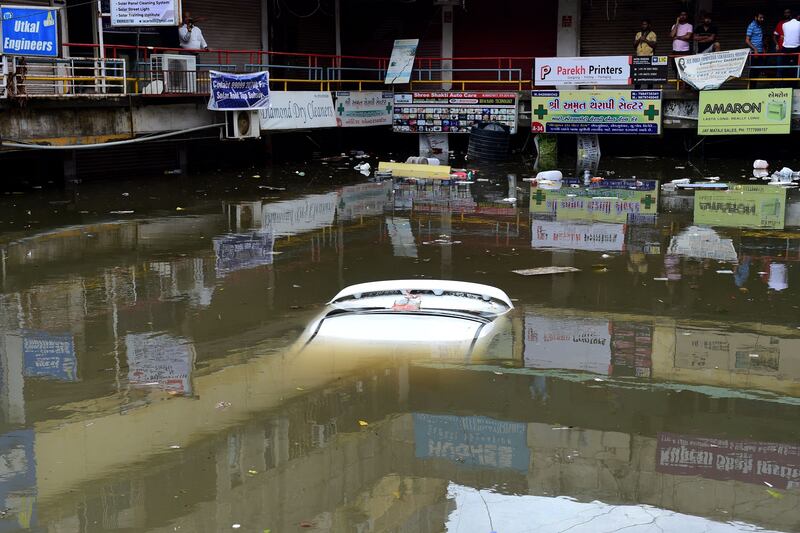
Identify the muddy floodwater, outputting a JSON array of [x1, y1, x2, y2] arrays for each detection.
[[0, 155, 799, 532]]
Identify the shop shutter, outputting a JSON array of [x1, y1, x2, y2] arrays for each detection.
[[581, 0, 682, 57], [713, 0, 784, 53], [182, 0, 262, 68]]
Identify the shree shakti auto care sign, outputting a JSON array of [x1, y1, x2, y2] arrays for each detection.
[[393, 92, 518, 134], [657, 432, 800, 489], [698, 88, 793, 135], [532, 90, 662, 135]]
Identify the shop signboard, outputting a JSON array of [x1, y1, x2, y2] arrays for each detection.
[[524, 314, 612, 375], [208, 71, 270, 111], [393, 91, 518, 134], [413, 413, 529, 472], [531, 90, 662, 135], [0, 5, 59, 57], [109, 0, 180, 26], [694, 185, 786, 230], [698, 88, 792, 135], [657, 432, 800, 489], [534, 56, 631, 86], [334, 91, 394, 127], [385, 39, 418, 84], [631, 55, 669, 83], [676, 49, 750, 91], [259, 91, 337, 130], [532, 220, 626, 252], [22, 331, 77, 381]]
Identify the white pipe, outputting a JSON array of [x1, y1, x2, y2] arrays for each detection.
[[1, 123, 226, 151]]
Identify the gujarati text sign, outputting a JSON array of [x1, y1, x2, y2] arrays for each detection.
[[532, 90, 662, 135], [334, 91, 393, 127]]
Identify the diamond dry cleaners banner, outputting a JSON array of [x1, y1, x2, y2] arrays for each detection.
[[532, 90, 662, 135], [207, 71, 270, 111], [698, 88, 792, 135]]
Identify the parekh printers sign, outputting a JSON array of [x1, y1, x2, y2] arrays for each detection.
[[334, 91, 394, 127], [259, 91, 337, 130], [208, 71, 270, 111], [110, 0, 179, 26], [535, 56, 631, 86], [676, 49, 749, 91], [1, 5, 59, 57]]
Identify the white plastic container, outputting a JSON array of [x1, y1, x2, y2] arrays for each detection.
[[536, 170, 563, 181]]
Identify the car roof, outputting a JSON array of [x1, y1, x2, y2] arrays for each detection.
[[329, 279, 513, 309]]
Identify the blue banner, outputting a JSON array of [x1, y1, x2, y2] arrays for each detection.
[[1, 6, 59, 57], [22, 331, 78, 381], [413, 413, 530, 472], [208, 70, 270, 111]]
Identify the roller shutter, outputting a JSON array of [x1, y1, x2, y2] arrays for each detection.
[[182, 0, 262, 54], [713, 0, 784, 52], [581, 0, 681, 57]]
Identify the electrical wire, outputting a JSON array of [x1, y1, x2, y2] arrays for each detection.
[[1, 123, 225, 151], [280, 0, 321, 19]]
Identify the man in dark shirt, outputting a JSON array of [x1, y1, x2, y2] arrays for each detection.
[[694, 12, 720, 53]]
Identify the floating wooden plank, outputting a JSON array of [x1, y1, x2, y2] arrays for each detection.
[[512, 266, 581, 276]]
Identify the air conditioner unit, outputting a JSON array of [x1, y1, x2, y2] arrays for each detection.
[[225, 110, 261, 140], [150, 54, 196, 93]]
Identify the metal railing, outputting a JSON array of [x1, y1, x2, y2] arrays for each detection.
[[7, 57, 126, 96], [0, 56, 8, 99]]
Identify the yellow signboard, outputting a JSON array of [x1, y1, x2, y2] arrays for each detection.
[[698, 89, 792, 135]]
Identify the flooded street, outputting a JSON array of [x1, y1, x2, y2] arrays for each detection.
[[0, 155, 799, 533]]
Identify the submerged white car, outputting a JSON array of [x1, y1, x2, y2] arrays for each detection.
[[296, 280, 515, 361]]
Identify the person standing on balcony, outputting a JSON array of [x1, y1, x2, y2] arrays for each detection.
[[179, 12, 209, 51], [694, 13, 720, 53], [746, 12, 766, 85], [670, 11, 693, 78], [779, 13, 800, 82], [773, 9, 793, 52], [634, 20, 657, 89]]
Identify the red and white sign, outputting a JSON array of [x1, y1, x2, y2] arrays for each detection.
[[534, 56, 632, 86]]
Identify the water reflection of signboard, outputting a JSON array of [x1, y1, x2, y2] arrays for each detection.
[[393, 92, 518, 134], [0, 430, 36, 532], [611, 322, 653, 378], [531, 90, 662, 135], [337, 182, 391, 221], [413, 413, 529, 472], [524, 315, 612, 375], [668, 226, 738, 262], [532, 220, 626, 252], [22, 331, 77, 382], [695, 186, 787, 230], [386, 217, 418, 258], [530, 182, 659, 223], [126, 333, 195, 395], [262, 193, 338, 236], [213, 232, 275, 277], [675, 328, 790, 375], [657, 432, 800, 489]]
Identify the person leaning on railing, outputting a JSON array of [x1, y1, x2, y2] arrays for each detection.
[[780, 13, 800, 83], [745, 12, 766, 86]]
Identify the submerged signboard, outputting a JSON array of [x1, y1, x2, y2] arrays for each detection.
[[531, 90, 662, 135], [694, 185, 786, 229], [532, 220, 626, 252], [413, 413, 529, 472], [698, 89, 792, 135]]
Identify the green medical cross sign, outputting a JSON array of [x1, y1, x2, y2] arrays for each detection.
[[386, 103, 393, 114], [337, 103, 345, 116], [533, 105, 548, 120], [533, 189, 546, 205], [644, 105, 659, 121], [640, 194, 655, 209]]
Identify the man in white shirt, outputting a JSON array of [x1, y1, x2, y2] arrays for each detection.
[[781, 14, 800, 81], [178, 12, 209, 51]]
